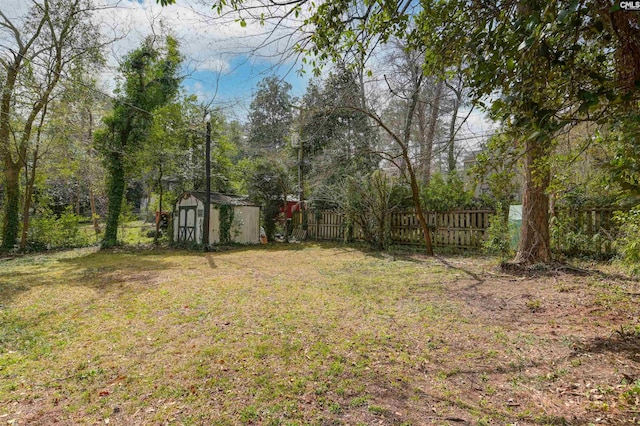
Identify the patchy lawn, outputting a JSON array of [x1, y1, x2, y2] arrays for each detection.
[[0, 243, 639, 425]]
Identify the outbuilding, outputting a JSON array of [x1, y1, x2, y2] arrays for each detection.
[[173, 191, 261, 245]]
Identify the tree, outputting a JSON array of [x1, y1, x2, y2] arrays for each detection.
[[247, 159, 293, 241], [299, 67, 378, 203], [381, 39, 439, 184], [246, 76, 293, 156], [17, 77, 107, 250], [95, 36, 182, 248], [0, 0, 104, 249], [454, 1, 640, 263]]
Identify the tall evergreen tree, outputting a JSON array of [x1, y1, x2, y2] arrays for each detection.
[[246, 76, 293, 157], [300, 67, 378, 204]]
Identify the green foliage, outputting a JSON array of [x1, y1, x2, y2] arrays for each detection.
[[421, 173, 473, 212], [218, 204, 234, 244], [550, 210, 615, 260], [0, 0, 105, 250], [247, 76, 293, 156], [614, 206, 640, 276], [95, 36, 182, 248], [483, 208, 512, 257], [337, 170, 404, 250], [470, 133, 521, 210], [27, 207, 89, 250], [299, 68, 378, 201], [605, 113, 640, 204], [247, 159, 292, 241], [117, 202, 138, 243]]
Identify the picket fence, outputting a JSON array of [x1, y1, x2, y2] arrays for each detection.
[[292, 209, 494, 249]]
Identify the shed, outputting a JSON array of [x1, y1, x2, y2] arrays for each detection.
[[173, 191, 261, 245], [508, 204, 523, 250]]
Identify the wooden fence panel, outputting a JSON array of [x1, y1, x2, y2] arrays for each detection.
[[551, 207, 622, 256], [294, 209, 494, 249], [295, 207, 623, 251]]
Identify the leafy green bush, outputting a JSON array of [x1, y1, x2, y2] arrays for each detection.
[[28, 207, 89, 250], [614, 206, 640, 275], [421, 172, 474, 212], [483, 208, 511, 257], [550, 209, 615, 259]]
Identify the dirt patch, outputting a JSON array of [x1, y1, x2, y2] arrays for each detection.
[[422, 256, 640, 424]]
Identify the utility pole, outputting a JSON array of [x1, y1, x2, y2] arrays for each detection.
[[203, 120, 211, 247], [297, 136, 303, 209]]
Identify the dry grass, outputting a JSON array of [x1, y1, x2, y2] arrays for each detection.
[[1, 243, 639, 425]]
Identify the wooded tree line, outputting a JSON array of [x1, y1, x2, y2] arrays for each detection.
[[198, 0, 640, 264], [1, 0, 638, 268]]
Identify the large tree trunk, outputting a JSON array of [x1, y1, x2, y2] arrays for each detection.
[[102, 153, 126, 248], [0, 59, 22, 251], [20, 150, 39, 251], [515, 139, 552, 264], [2, 160, 21, 250]]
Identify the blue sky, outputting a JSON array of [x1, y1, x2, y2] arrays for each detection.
[[87, 0, 311, 121], [182, 55, 311, 121], [89, 0, 495, 145]]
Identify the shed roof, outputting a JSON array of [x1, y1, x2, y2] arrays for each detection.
[[187, 191, 258, 207]]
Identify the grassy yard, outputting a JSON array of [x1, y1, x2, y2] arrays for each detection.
[[1, 243, 639, 425]]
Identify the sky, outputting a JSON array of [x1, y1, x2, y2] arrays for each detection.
[[1, 0, 497, 151], [94, 0, 312, 120]]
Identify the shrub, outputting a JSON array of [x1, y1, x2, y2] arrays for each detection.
[[484, 207, 512, 257], [421, 172, 474, 212], [28, 206, 89, 250], [550, 208, 616, 259], [614, 206, 640, 275], [339, 171, 404, 250]]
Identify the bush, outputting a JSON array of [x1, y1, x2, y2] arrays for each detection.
[[615, 206, 640, 275], [421, 172, 474, 212], [550, 208, 616, 259], [483, 208, 512, 257], [28, 207, 89, 250], [339, 171, 404, 250]]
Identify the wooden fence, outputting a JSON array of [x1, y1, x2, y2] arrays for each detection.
[[552, 207, 618, 235], [291, 206, 625, 253], [551, 207, 622, 256], [292, 209, 494, 249]]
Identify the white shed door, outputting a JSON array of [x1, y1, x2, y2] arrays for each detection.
[[178, 206, 197, 242]]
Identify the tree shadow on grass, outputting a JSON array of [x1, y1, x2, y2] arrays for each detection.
[[576, 332, 640, 365], [0, 247, 182, 306], [0, 243, 321, 306], [366, 361, 578, 426]]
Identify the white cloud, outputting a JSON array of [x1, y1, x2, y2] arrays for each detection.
[[88, 0, 309, 108]]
